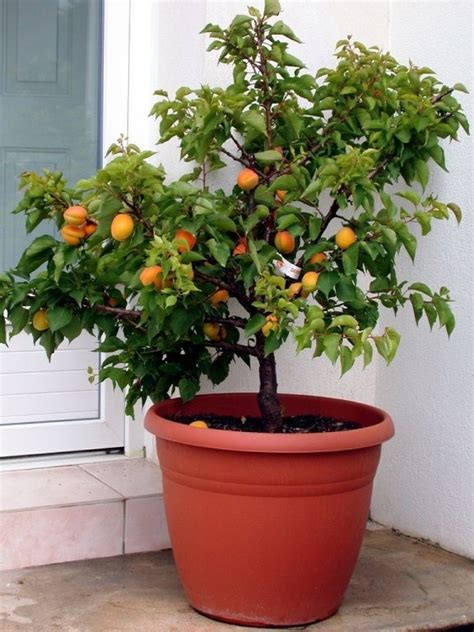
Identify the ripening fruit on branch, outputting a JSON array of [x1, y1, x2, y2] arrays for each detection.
[[175, 229, 196, 253], [287, 282, 303, 299], [233, 237, 248, 256], [210, 289, 229, 306], [275, 190, 286, 203], [61, 224, 85, 246], [111, 213, 134, 241], [83, 221, 97, 237], [301, 271, 319, 293], [63, 205, 88, 226], [237, 168, 259, 191], [335, 227, 357, 250], [262, 314, 279, 337], [274, 231, 295, 255], [189, 420, 209, 428], [203, 322, 226, 341], [308, 252, 327, 265], [32, 309, 49, 331], [139, 265, 163, 289]]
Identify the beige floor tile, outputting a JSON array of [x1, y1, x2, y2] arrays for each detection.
[[0, 466, 122, 512], [81, 458, 163, 498]]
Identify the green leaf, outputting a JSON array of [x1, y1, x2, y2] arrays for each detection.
[[0, 314, 5, 344], [254, 150, 284, 164], [329, 315, 358, 329], [340, 346, 355, 375], [47, 306, 72, 333], [342, 243, 359, 275], [208, 353, 231, 385], [170, 308, 196, 338], [264, 0, 281, 17], [178, 377, 200, 403], [264, 331, 283, 356], [453, 82, 469, 93], [248, 238, 261, 273], [241, 109, 267, 136], [324, 333, 341, 364], [409, 283, 432, 297], [395, 128, 411, 143], [245, 313, 267, 337], [410, 293, 424, 324], [61, 316, 83, 342], [270, 20, 301, 43], [270, 175, 298, 193], [317, 271, 339, 297], [206, 238, 230, 267], [363, 341, 373, 368], [415, 159, 430, 190], [301, 180, 319, 199], [282, 52, 305, 68], [447, 203, 462, 224], [9, 306, 29, 336]]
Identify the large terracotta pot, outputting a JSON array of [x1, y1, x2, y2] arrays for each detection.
[[145, 393, 394, 627]]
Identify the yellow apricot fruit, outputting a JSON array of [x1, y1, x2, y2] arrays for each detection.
[[111, 213, 134, 241], [335, 227, 357, 250], [189, 420, 209, 428], [61, 224, 85, 246], [63, 205, 88, 226], [301, 271, 319, 293], [287, 282, 303, 299], [139, 265, 163, 289], [275, 190, 286, 203], [210, 289, 229, 306], [274, 231, 295, 255], [262, 314, 279, 338], [175, 229, 196, 253], [237, 168, 259, 191], [32, 309, 49, 331], [203, 322, 221, 341], [308, 252, 327, 265]]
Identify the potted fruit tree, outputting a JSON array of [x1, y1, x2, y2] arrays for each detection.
[[0, 0, 468, 626]]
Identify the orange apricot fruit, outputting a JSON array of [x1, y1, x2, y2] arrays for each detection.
[[111, 213, 134, 241], [301, 271, 319, 293], [175, 229, 196, 253], [308, 252, 327, 265], [139, 265, 163, 289], [61, 224, 85, 246], [63, 205, 88, 226], [237, 168, 259, 191], [335, 227, 357, 250], [210, 289, 229, 306], [274, 231, 295, 255]]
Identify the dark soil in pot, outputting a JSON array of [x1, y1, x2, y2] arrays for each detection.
[[172, 413, 361, 433]]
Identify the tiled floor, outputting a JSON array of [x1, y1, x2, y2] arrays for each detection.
[[0, 529, 472, 631], [0, 459, 170, 571]]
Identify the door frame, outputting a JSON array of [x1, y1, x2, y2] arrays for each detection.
[[1, 0, 149, 459]]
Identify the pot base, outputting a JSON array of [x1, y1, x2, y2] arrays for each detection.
[[192, 605, 339, 628]]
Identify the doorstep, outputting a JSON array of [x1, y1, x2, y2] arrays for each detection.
[[0, 529, 472, 632], [0, 459, 170, 571]]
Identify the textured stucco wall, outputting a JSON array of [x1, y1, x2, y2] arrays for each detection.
[[370, 0, 474, 558]]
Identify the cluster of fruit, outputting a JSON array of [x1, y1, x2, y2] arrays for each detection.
[[60, 206, 97, 246]]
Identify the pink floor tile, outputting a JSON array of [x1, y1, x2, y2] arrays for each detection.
[[124, 496, 170, 554]]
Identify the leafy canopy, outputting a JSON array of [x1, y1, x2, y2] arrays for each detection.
[[0, 0, 468, 415]]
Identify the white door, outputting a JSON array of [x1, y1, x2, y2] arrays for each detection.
[[0, 0, 125, 457]]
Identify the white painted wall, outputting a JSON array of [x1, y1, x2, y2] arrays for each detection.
[[135, 0, 473, 556], [371, 0, 474, 558]]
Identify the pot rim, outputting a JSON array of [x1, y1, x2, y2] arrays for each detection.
[[144, 393, 394, 453]]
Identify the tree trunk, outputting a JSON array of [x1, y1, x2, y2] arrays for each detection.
[[257, 352, 282, 432]]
